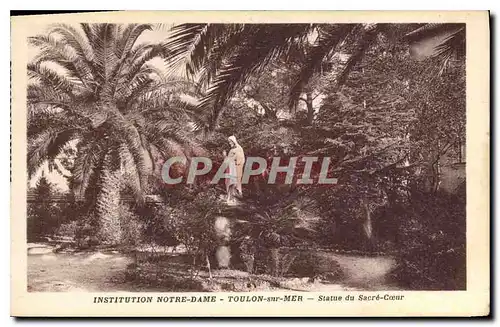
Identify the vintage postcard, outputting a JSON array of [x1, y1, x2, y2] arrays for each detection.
[[10, 11, 490, 317]]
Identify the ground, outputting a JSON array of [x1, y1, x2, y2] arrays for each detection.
[[28, 244, 400, 292], [28, 251, 137, 292]]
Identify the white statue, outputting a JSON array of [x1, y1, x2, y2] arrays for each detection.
[[223, 135, 245, 204]]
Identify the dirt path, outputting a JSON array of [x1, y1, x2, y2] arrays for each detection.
[[28, 250, 399, 292], [320, 252, 399, 290], [28, 252, 136, 292]]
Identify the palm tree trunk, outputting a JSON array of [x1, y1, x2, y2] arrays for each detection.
[[96, 167, 122, 245], [270, 247, 280, 276]]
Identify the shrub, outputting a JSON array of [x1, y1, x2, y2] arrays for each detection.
[[288, 250, 343, 281], [389, 190, 466, 290], [74, 217, 98, 249], [275, 250, 298, 277], [27, 177, 60, 242], [55, 220, 79, 238], [140, 203, 180, 247], [134, 187, 220, 268], [237, 237, 257, 273]]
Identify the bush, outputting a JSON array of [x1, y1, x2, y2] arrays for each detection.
[[27, 177, 61, 242], [235, 237, 257, 273], [389, 190, 466, 290], [134, 187, 220, 268], [250, 247, 298, 277], [74, 217, 98, 249], [55, 220, 79, 238], [252, 247, 344, 279], [174, 189, 220, 256], [274, 250, 298, 277], [139, 203, 180, 247], [288, 250, 343, 282]]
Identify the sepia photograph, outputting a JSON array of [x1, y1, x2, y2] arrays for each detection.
[[10, 11, 489, 317]]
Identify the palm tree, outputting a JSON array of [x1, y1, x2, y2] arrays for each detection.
[[28, 23, 202, 244], [164, 23, 389, 131]]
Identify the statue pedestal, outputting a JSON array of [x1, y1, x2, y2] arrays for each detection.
[[215, 246, 231, 268], [213, 216, 232, 269], [218, 194, 241, 206]]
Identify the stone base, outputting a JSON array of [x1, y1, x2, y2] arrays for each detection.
[[215, 246, 231, 268]]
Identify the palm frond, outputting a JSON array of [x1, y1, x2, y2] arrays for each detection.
[[404, 23, 465, 61], [80, 23, 98, 47], [27, 62, 77, 96], [72, 136, 100, 198], [195, 29, 244, 88], [27, 83, 72, 108], [170, 93, 203, 112], [106, 24, 157, 98], [28, 127, 76, 178], [117, 24, 153, 59], [137, 64, 202, 90], [114, 24, 136, 58], [432, 26, 466, 59], [147, 117, 192, 145], [27, 110, 73, 138], [165, 24, 232, 79], [288, 24, 356, 109], [79, 23, 116, 93], [29, 34, 93, 85], [115, 72, 156, 109], [98, 24, 120, 98], [126, 79, 202, 115], [127, 87, 173, 113], [115, 63, 191, 106], [108, 115, 151, 194], [198, 24, 313, 130], [336, 24, 384, 87], [119, 43, 170, 85], [46, 23, 96, 81]]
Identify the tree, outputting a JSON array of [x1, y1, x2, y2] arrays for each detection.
[[166, 23, 466, 133], [27, 23, 202, 244], [27, 175, 59, 241], [296, 29, 465, 249], [164, 23, 395, 131], [307, 50, 413, 246]]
